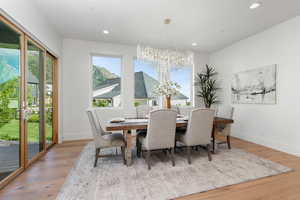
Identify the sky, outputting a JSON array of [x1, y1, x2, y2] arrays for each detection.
[[92, 56, 122, 76], [92, 56, 191, 100], [171, 67, 192, 100], [0, 48, 20, 70]]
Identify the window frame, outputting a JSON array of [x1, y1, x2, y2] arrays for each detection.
[[90, 53, 124, 108], [170, 65, 194, 107]]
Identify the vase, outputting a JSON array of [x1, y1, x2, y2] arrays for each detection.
[[165, 96, 171, 109]]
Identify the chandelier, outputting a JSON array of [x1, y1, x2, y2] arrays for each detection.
[[137, 45, 194, 68], [136, 18, 195, 84]]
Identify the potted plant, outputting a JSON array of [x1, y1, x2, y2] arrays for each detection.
[[153, 81, 181, 109], [195, 65, 220, 108]]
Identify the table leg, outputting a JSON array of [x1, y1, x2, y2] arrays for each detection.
[[211, 125, 216, 154], [124, 130, 132, 166]]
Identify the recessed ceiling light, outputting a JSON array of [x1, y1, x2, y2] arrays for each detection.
[[249, 2, 261, 10], [103, 30, 110, 34], [192, 42, 197, 46]]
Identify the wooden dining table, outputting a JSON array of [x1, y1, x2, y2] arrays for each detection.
[[106, 117, 234, 166]]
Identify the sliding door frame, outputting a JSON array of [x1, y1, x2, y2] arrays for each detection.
[[0, 14, 59, 189], [24, 36, 47, 167], [45, 52, 58, 149], [0, 14, 26, 190]]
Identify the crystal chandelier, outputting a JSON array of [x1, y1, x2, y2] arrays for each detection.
[[136, 18, 194, 83], [137, 45, 194, 68]]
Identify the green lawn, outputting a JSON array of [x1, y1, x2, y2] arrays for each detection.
[[0, 120, 53, 142]]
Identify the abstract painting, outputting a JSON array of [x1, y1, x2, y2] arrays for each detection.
[[232, 65, 277, 104]]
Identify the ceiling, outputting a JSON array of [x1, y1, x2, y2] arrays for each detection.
[[34, 0, 300, 52]]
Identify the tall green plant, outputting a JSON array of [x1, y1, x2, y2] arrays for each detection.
[[195, 65, 220, 108]]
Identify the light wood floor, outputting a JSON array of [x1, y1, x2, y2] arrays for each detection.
[[0, 137, 299, 200]]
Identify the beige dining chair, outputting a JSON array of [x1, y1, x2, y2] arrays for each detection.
[[136, 109, 177, 170], [215, 106, 234, 149], [176, 108, 215, 164], [86, 108, 126, 167], [179, 106, 195, 118], [136, 104, 152, 119], [171, 105, 180, 114]]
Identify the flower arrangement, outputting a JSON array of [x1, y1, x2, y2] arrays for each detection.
[[153, 81, 181, 97]]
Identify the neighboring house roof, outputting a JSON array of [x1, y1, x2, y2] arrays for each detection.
[[94, 71, 188, 100], [94, 78, 120, 90]]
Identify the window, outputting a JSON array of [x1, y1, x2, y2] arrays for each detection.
[[92, 55, 122, 107], [170, 66, 192, 106], [134, 59, 159, 107]]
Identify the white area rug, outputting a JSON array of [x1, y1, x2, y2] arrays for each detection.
[[56, 142, 291, 200]]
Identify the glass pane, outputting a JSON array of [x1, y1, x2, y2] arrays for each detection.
[[92, 56, 122, 107], [134, 59, 159, 106], [0, 21, 21, 181], [170, 67, 192, 106], [45, 55, 54, 146], [27, 41, 44, 160]]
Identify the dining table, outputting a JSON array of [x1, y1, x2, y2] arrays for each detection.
[[105, 117, 234, 166]]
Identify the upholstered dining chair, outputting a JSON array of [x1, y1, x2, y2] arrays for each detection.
[[179, 106, 195, 118], [176, 108, 215, 164], [136, 109, 177, 170], [136, 105, 152, 119], [171, 106, 180, 114], [86, 109, 126, 167], [215, 106, 234, 149]]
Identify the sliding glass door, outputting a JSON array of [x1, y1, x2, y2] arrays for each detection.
[[45, 54, 54, 147], [0, 20, 23, 182], [0, 14, 59, 188], [25, 40, 45, 162]]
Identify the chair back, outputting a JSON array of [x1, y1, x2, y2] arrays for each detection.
[[185, 108, 215, 146], [86, 109, 105, 140], [94, 108, 125, 129], [170, 106, 180, 114], [136, 105, 152, 119], [179, 106, 195, 117], [217, 106, 234, 119], [145, 109, 177, 150]]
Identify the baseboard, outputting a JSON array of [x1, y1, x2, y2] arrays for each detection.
[[232, 132, 300, 157]]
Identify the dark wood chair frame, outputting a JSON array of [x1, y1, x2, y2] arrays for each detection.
[[94, 146, 126, 167], [136, 138, 175, 170], [216, 135, 231, 149], [175, 141, 212, 164]]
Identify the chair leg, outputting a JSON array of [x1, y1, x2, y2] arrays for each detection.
[[227, 136, 231, 149], [187, 146, 191, 164], [136, 138, 141, 158], [146, 150, 151, 170], [170, 148, 175, 166], [212, 135, 215, 153], [207, 144, 212, 161], [94, 148, 100, 167], [121, 146, 126, 165], [163, 149, 167, 155]]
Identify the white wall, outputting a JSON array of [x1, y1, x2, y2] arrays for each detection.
[[210, 16, 300, 157], [1, 0, 62, 56], [62, 38, 209, 141]]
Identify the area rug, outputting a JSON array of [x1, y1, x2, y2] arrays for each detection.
[[56, 142, 292, 200]]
